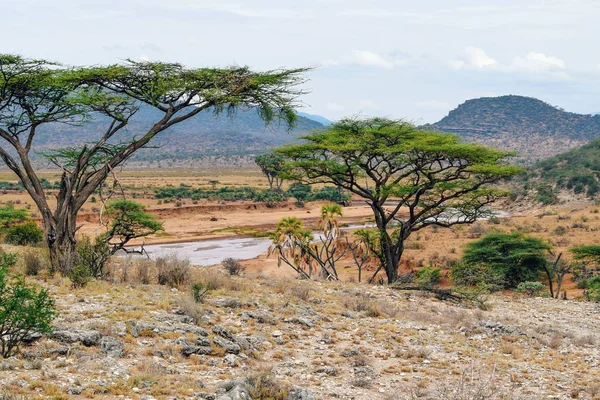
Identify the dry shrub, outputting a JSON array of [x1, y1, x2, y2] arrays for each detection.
[[342, 291, 399, 318], [351, 353, 372, 367], [435, 362, 502, 400], [549, 331, 564, 349], [573, 334, 596, 347], [23, 250, 46, 276], [246, 370, 290, 400], [156, 255, 191, 287], [177, 295, 208, 325], [136, 259, 153, 284], [396, 346, 431, 360], [293, 284, 312, 301], [222, 258, 245, 276], [193, 267, 247, 292]]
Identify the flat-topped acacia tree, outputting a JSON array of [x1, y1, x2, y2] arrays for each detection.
[[277, 118, 522, 283], [0, 55, 308, 272]]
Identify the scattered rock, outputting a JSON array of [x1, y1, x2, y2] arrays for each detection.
[[223, 354, 238, 366], [213, 325, 236, 341], [217, 378, 251, 400], [99, 336, 124, 358], [213, 298, 242, 308], [50, 329, 101, 346], [290, 318, 314, 328], [286, 387, 316, 400], [315, 366, 338, 376], [213, 337, 241, 354]]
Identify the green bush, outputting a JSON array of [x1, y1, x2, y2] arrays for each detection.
[[584, 277, 600, 302], [68, 263, 91, 288], [450, 261, 504, 291], [0, 251, 56, 357], [515, 281, 546, 297], [461, 233, 550, 289], [4, 222, 43, 246], [75, 235, 110, 278], [415, 266, 441, 288]]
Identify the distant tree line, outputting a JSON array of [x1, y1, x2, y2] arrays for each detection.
[[153, 184, 350, 205]]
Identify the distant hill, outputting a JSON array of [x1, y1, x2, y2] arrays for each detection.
[[423, 95, 600, 164], [27, 105, 324, 168], [297, 111, 333, 126]]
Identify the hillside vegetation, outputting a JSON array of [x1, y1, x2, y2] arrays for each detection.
[[525, 137, 600, 202], [424, 95, 600, 163]]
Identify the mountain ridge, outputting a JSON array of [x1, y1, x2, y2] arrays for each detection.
[[423, 95, 600, 163]]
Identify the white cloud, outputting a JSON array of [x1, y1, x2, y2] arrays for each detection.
[[509, 52, 566, 73], [352, 50, 394, 69], [138, 54, 150, 62], [449, 47, 496, 70], [324, 50, 407, 70]]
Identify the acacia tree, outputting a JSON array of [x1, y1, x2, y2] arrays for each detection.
[[102, 199, 163, 255], [255, 152, 285, 190], [0, 55, 307, 272], [277, 118, 521, 283]]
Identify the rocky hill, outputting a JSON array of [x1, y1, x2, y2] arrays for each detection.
[[423, 95, 600, 164]]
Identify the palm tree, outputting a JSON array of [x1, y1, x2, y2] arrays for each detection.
[[317, 203, 343, 239]]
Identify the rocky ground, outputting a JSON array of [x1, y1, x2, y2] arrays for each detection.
[[1, 265, 600, 400]]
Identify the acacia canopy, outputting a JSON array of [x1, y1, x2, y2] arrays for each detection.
[[0, 54, 308, 271], [276, 118, 522, 283]]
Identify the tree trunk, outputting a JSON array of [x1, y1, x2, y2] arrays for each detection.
[[381, 237, 401, 283], [46, 213, 78, 275], [45, 187, 79, 275]]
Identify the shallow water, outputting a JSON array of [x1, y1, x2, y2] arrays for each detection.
[[123, 209, 510, 266], [122, 236, 272, 266]]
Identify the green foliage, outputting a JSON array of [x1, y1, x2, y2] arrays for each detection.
[[191, 282, 210, 303], [4, 222, 43, 246], [570, 245, 600, 264], [461, 233, 551, 289], [415, 266, 441, 288], [583, 277, 600, 302], [104, 199, 163, 253], [528, 137, 600, 199], [0, 251, 56, 357], [287, 183, 312, 204], [153, 184, 349, 205], [450, 261, 504, 290], [535, 184, 559, 205], [0, 205, 28, 229], [68, 262, 91, 289], [276, 117, 520, 283], [515, 281, 546, 297], [0, 54, 308, 274], [75, 235, 110, 278], [255, 153, 285, 189]]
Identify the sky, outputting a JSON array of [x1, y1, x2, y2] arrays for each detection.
[[2, 0, 600, 123]]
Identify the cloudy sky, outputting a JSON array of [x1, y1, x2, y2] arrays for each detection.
[[3, 0, 600, 123]]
